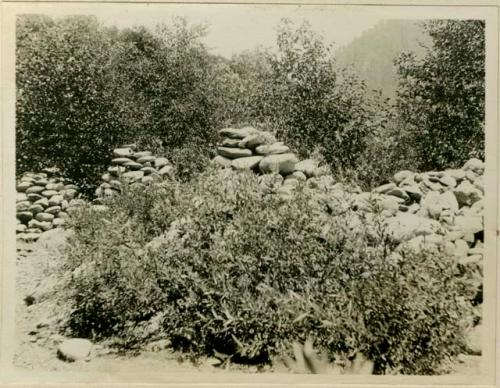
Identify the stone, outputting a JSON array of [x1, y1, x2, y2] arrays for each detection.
[[454, 215, 483, 238], [473, 176, 484, 194], [384, 213, 443, 242], [231, 156, 264, 170], [439, 191, 459, 213], [292, 171, 307, 182], [385, 187, 410, 201], [212, 155, 232, 168], [439, 174, 457, 188], [36, 212, 55, 222], [454, 239, 469, 257], [122, 171, 144, 182], [137, 155, 157, 164], [141, 167, 157, 175], [25, 186, 45, 195], [108, 166, 126, 176], [17, 233, 40, 242], [283, 177, 299, 188], [109, 180, 122, 190], [34, 197, 49, 208], [402, 185, 423, 202], [34, 178, 49, 186], [238, 132, 276, 149], [17, 211, 33, 223], [421, 191, 442, 219], [16, 181, 32, 192], [463, 158, 484, 175], [393, 170, 414, 184], [17, 193, 28, 202], [445, 169, 466, 182], [141, 176, 155, 185], [45, 206, 61, 215], [64, 184, 79, 191], [408, 203, 420, 214], [453, 181, 482, 208], [62, 189, 78, 200], [217, 147, 253, 159], [53, 218, 66, 227], [159, 165, 174, 176], [57, 338, 92, 362], [221, 138, 241, 147], [26, 193, 44, 202], [465, 170, 479, 183], [28, 204, 44, 215], [49, 195, 64, 207], [111, 157, 134, 165], [101, 173, 111, 182], [28, 219, 52, 231], [132, 151, 153, 159], [16, 201, 31, 212], [255, 142, 290, 156], [373, 183, 396, 195], [219, 126, 260, 139], [445, 230, 464, 242], [46, 182, 64, 191], [113, 148, 133, 158], [103, 188, 115, 197], [259, 153, 298, 175], [154, 157, 170, 169], [294, 159, 318, 178], [123, 161, 143, 171], [16, 224, 27, 233], [42, 190, 58, 198]]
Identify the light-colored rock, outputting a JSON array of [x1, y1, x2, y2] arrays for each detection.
[[154, 157, 170, 169], [385, 187, 410, 202], [49, 195, 64, 207], [439, 174, 457, 188], [292, 171, 307, 182], [231, 156, 263, 170], [28, 204, 44, 215], [259, 153, 298, 175], [473, 176, 484, 194], [41, 190, 58, 198], [393, 170, 414, 184], [17, 193, 28, 202], [384, 213, 443, 242], [445, 169, 466, 182], [57, 338, 92, 362], [101, 173, 111, 182], [113, 148, 133, 158], [212, 155, 232, 168], [17, 233, 40, 242], [255, 142, 290, 156], [46, 182, 64, 191], [137, 155, 156, 164], [141, 167, 157, 175], [16, 201, 31, 212], [238, 132, 276, 149], [294, 159, 318, 178], [373, 183, 396, 195], [53, 218, 66, 227], [26, 193, 43, 202], [35, 212, 55, 222], [159, 165, 174, 176], [133, 151, 153, 159], [219, 126, 260, 139], [402, 185, 423, 202], [62, 189, 78, 200], [440, 191, 459, 213], [25, 186, 45, 195], [16, 224, 27, 233], [221, 138, 241, 148], [454, 239, 469, 257], [217, 147, 253, 159], [122, 171, 144, 182], [141, 176, 155, 185], [108, 166, 126, 176], [453, 181, 482, 208], [421, 191, 442, 219], [45, 206, 61, 215], [16, 181, 32, 192], [123, 161, 143, 170], [463, 158, 484, 175]]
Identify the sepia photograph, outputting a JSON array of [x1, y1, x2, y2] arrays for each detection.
[[0, 1, 498, 386]]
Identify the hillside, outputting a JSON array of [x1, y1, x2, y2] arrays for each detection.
[[335, 19, 431, 99]]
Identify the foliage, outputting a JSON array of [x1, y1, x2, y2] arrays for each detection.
[[61, 167, 473, 374], [395, 20, 485, 171], [16, 15, 133, 194]]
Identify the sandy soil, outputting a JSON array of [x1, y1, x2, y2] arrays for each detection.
[[10, 229, 481, 385]]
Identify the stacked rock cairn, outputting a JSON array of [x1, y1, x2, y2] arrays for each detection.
[[94, 144, 174, 202], [16, 170, 80, 242], [212, 126, 326, 198]]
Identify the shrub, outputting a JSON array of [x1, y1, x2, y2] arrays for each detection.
[[395, 20, 485, 171], [61, 167, 474, 374]]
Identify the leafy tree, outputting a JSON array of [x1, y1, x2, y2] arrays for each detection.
[[395, 20, 485, 170], [16, 15, 134, 193]]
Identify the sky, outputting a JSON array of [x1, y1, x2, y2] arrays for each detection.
[[13, 3, 489, 58]]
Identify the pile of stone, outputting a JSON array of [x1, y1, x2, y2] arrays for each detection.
[[16, 171, 80, 241], [95, 144, 174, 202], [212, 126, 327, 198]]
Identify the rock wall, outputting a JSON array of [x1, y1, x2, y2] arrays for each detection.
[[94, 144, 174, 202], [16, 170, 80, 242]]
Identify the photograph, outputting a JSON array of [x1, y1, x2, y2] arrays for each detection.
[[1, 1, 497, 386]]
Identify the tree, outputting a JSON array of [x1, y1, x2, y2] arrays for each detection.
[[395, 20, 485, 170]]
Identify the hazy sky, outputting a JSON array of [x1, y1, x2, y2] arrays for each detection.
[[14, 3, 488, 58]]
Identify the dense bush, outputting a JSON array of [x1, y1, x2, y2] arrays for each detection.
[[61, 168, 473, 374], [395, 20, 485, 171], [16, 15, 133, 194]]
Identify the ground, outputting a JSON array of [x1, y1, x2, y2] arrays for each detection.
[[10, 228, 481, 384]]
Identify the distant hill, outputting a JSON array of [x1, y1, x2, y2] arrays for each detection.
[[334, 20, 431, 100]]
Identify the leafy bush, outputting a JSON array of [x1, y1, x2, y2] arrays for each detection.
[[61, 167, 473, 374], [395, 20, 485, 171]]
